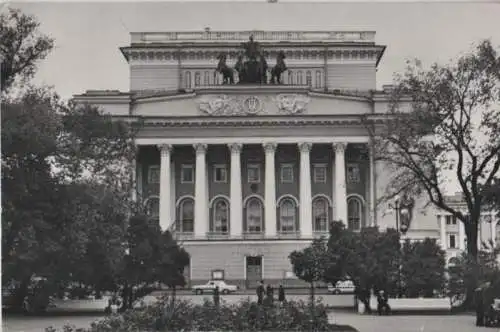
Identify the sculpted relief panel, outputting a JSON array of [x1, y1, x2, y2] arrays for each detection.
[[197, 94, 310, 116]]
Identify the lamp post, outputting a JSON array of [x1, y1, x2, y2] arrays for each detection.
[[388, 195, 411, 298]]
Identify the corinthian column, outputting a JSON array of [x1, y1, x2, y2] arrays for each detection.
[[158, 144, 172, 231], [263, 143, 277, 237], [194, 144, 208, 238], [333, 143, 348, 226], [229, 143, 243, 238], [299, 142, 313, 238]]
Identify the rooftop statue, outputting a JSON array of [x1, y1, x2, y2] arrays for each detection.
[[215, 35, 287, 85]]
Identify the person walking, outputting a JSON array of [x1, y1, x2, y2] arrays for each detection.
[[278, 284, 286, 305], [256, 280, 265, 305], [266, 284, 274, 305], [377, 290, 390, 315], [213, 286, 220, 307]]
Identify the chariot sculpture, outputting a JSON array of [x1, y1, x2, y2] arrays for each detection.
[[215, 35, 287, 85]]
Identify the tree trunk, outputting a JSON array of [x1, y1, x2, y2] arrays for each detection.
[[465, 220, 479, 259], [310, 281, 315, 304]]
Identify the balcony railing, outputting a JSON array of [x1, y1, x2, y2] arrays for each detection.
[[182, 69, 325, 90]]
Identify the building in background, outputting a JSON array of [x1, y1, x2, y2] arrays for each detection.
[[73, 30, 497, 288]]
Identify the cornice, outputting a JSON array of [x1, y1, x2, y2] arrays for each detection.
[[120, 45, 384, 63], [127, 116, 387, 128]]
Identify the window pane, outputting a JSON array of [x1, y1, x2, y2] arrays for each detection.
[[181, 199, 194, 232], [182, 166, 194, 183], [214, 166, 227, 183], [280, 199, 296, 232], [146, 197, 160, 218], [313, 198, 327, 231], [248, 166, 260, 183], [347, 198, 361, 230], [246, 199, 262, 232], [314, 165, 326, 183], [214, 200, 228, 233], [148, 166, 160, 183], [281, 165, 293, 183]]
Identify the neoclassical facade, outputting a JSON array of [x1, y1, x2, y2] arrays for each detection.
[[75, 29, 496, 288]]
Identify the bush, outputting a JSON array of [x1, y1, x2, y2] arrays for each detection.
[[45, 296, 357, 332]]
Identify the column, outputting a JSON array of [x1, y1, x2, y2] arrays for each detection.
[[491, 212, 496, 247], [158, 144, 172, 231], [369, 142, 376, 227], [439, 214, 447, 250], [194, 144, 208, 238], [299, 142, 313, 238], [229, 143, 243, 238], [333, 143, 348, 226], [459, 219, 466, 250], [263, 143, 277, 237]]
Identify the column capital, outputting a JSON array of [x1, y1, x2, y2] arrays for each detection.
[[333, 142, 348, 154], [298, 142, 312, 153], [263, 142, 277, 153], [157, 144, 173, 155], [228, 143, 243, 154], [193, 143, 208, 154]]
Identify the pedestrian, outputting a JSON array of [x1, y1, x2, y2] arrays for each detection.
[[256, 280, 264, 305], [213, 286, 220, 306], [266, 284, 274, 304], [475, 286, 485, 326], [278, 284, 286, 304], [377, 290, 390, 315]]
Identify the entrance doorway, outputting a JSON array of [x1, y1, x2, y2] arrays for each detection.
[[245, 256, 262, 289]]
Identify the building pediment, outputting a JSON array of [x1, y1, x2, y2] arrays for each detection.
[[130, 86, 375, 118]]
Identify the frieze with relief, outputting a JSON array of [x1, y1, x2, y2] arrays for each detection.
[[275, 94, 311, 114], [198, 95, 266, 116]]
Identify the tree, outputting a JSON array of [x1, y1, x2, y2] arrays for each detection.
[[363, 40, 500, 260], [119, 215, 190, 310], [1, 86, 137, 310], [400, 238, 446, 298], [0, 8, 54, 92], [289, 237, 332, 303], [326, 221, 400, 312]]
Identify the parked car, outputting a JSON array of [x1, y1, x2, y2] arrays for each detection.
[[192, 280, 238, 295], [328, 280, 355, 294]]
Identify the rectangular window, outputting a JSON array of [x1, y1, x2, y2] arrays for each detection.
[[247, 164, 260, 183], [347, 163, 361, 184], [448, 234, 457, 249], [181, 165, 194, 183], [280, 164, 294, 183], [213, 165, 227, 183], [446, 216, 451, 225], [313, 164, 327, 183], [148, 165, 160, 184]]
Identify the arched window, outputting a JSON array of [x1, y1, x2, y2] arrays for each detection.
[[145, 197, 160, 220], [315, 70, 322, 88], [204, 71, 210, 85], [279, 198, 297, 233], [194, 71, 201, 87], [178, 198, 194, 233], [184, 71, 192, 89], [297, 71, 303, 85], [246, 197, 263, 233], [212, 198, 229, 234], [347, 197, 363, 231], [306, 71, 312, 87], [312, 197, 328, 232]]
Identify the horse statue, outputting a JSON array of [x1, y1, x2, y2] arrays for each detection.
[[234, 55, 245, 83], [215, 53, 234, 84], [270, 51, 287, 84]]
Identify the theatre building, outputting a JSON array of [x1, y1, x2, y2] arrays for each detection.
[[74, 29, 446, 288]]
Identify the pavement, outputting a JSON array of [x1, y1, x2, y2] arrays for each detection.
[[3, 311, 492, 332]]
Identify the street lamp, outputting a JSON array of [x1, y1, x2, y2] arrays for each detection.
[[387, 194, 413, 298]]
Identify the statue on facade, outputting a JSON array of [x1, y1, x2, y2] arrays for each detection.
[[213, 35, 286, 85], [242, 35, 260, 61], [270, 51, 287, 84], [215, 53, 234, 84]]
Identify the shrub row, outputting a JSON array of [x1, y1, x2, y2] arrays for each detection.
[[45, 296, 357, 332]]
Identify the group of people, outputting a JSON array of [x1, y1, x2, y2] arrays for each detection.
[[256, 281, 286, 305], [211, 280, 286, 306], [475, 282, 500, 327]]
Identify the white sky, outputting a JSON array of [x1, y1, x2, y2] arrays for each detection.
[[7, 1, 500, 99]]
